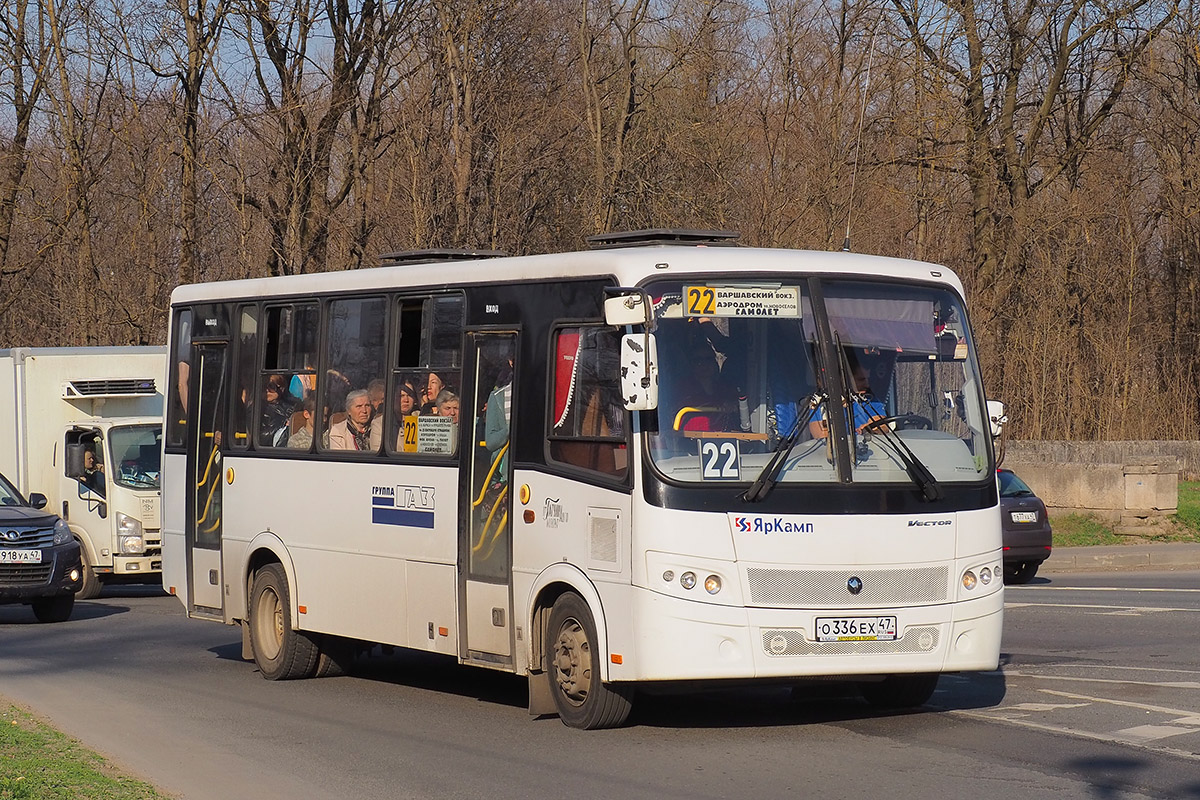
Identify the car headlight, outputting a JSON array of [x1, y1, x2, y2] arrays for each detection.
[[117, 512, 145, 554], [53, 519, 71, 545]]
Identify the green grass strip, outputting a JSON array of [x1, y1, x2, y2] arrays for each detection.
[[0, 706, 170, 800]]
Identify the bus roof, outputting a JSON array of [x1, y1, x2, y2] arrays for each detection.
[[169, 245, 965, 305]]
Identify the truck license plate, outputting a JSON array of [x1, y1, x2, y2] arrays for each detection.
[[814, 616, 897, 642], [0, 549, 42, 564]]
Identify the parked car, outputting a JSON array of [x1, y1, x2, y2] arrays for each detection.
[[0, 470, 82, 622], [999, 468, 1053, 584]]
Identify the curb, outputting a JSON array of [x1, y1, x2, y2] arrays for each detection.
[[1040, 542, 1200, 573]]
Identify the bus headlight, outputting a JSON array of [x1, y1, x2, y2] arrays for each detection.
[[117, 513, 145, 555], [961, 570, 977, 590], [704, 575, 722, 595], [979, 567, 993, 585], [53, 519, 71, 545], [679, 572, 697, 590]]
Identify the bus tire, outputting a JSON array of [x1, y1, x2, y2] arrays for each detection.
[[248, 564, 318, 680], [32, 593, 74, 623], [75, 543, 102, 600], [859, 673, 939, 709], [546, 592, 633, 729], [313, 634, 355, 678]]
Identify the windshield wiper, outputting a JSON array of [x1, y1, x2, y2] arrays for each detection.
[[862, 417, 943, 501], [742, 392, 824, 503]]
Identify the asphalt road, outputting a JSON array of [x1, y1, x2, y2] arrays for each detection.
[[2, 572, 1199, 800]]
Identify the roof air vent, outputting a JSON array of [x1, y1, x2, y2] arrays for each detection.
[[586, 229, 741, 249]]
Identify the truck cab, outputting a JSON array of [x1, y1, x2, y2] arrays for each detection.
[[62, 420, 162, 598]]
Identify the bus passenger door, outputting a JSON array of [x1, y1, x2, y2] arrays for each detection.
[[460, 332, 517, 665], [186, 344, 227, 615]]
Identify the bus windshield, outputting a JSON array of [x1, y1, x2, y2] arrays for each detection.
[[646, 278, 991, 487], [108, 425, 162, 490]]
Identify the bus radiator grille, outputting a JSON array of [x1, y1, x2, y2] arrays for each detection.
[[761, 626, 941, 656], [746, 566, 949, 607]]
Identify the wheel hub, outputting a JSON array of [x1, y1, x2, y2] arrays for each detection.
[[552, 617, 591, 706]]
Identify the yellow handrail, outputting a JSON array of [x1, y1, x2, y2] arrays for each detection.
[[673, 406, 720, 431], [472, 441, 509, 508]]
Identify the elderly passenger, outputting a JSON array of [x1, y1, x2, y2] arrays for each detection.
[[327, 389, 382, 452]]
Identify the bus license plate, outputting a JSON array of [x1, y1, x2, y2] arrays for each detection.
[[0, 549, 42, 564], [815, 616, 897, 642], [1010, 511, 1038, 523]]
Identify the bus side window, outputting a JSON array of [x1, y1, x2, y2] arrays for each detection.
[[167, 309, 193, 448], [548, 326, 627, 477]]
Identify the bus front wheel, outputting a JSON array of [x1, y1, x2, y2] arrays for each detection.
[[248, 564, 318, 680], [546, 592, 633, 729], [859, 673, 939, 709]]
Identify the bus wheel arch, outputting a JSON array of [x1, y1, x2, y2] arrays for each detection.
[[526, 566, 611, 684]]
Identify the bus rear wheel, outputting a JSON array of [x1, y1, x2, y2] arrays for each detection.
[[248, 564, 318, 680], [859, 673, 939, 709], [546, 592, 633, 729]]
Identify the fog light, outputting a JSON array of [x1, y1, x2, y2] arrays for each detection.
[[69, 569, 80, 582], [980, 567, 992, 585], [680, 571, 697, 590], [127, 562, 141, 571], [704, 575, 721, 594], [962, 570, 977, 590]]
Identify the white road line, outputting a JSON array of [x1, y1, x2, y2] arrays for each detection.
[[1004, 671, 1200, 691], [1112, 724, 1200, 744], [1005, 602, 1200, 613], [1007, 586, 1200, 593], [1011, 663, 1200, 678], [1038, 688, 1200, 717], [949, 709, 1200, 762]]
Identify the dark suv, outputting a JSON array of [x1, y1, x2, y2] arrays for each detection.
[[999, 468, 1053, 584], [0, 471, 82, 622]]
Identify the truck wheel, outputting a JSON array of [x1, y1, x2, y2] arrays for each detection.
[[32, 593, 75, 623], [248, 564, 318, 680], [75, 542, 102, 600], [859, 673, 939, 709], [546, 592, 633, 729]]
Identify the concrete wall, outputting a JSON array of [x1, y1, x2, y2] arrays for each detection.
[[1005, 440, 1200, 480], [1004, 441, 1180, 527]]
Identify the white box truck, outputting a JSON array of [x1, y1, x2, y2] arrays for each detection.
[[1, 347, 166, 599]]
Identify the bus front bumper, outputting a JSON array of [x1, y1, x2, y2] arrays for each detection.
[[621, 585, 1003, 683]]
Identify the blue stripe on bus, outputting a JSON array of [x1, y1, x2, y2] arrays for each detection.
[[372, 496, 394, 507], [371, 507, 435, 529]]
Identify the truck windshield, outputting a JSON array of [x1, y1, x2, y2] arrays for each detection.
[[645, 277, 991, 487], [108, 425, 162, 490]]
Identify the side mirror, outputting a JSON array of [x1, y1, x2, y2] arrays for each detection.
[[65, 443, 86, 479], [28, 492, 48, 510], [620, 333, 658, 411], [986, 400, 1007, 438], [605, 293, 649, 327]]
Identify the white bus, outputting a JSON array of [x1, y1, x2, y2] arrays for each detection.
[[162, 230, 1005, 729]]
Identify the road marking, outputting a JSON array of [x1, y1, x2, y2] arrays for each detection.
[[1007, 586, 1200, 593], [1112, 724, 1200, 744], [950, 710, 1200, 763], [1038, 688, 1200, 717], [1004, 671, 1200, 691], [1005, 602, 1200, 613]]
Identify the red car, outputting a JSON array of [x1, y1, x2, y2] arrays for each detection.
[[999, 468, 1053, 584]]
